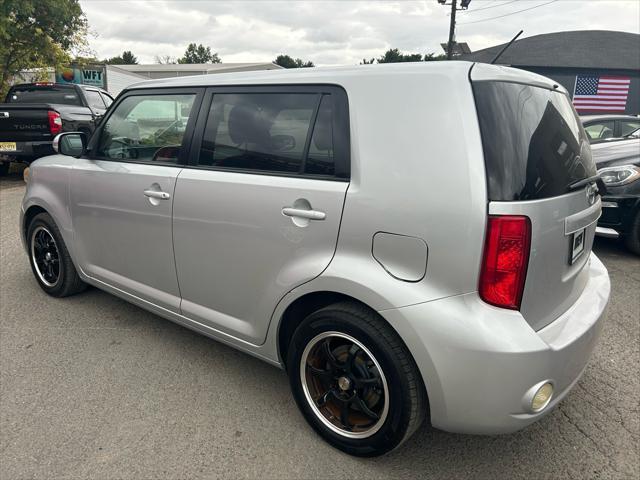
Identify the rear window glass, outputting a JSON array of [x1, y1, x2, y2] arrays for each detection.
[[199, 92, 335, 175], [6, 86, 83, 106], [474, 81, 596, 201]]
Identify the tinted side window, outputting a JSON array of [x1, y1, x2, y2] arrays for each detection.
[[85, 90, 106, 110], [96, 94, 195, 163], [584, 121, 614, 141], [306, 95, 334, 176], [620, 120, 640, 137], [199, 93, 318, 174]]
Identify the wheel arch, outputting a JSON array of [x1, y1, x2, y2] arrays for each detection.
[[276, 290, 416, 377], [23, 205, 48, 240], [278, 291, 363, 368]]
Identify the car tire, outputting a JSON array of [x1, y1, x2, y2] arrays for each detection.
[[623, 210, 640, 255], [0, 161, 10, 176], [27, 212, 87, 297], [287, 301, 427, 457]]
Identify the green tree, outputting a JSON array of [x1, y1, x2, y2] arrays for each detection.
[[0, 0, 88, 97], [424, 52, 447, 61], [360, 48, 446, 64], [104, 50, 138, 65], [377, 48, 422, 63], [121, 51, 138, 64], [178, 43, 221, 64], [274, 54, 314, 68]]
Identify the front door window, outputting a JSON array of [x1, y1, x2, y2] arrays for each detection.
[[96, 94, 196, 163]]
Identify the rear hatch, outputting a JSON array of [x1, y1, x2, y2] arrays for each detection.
[[471, 64, 599, 331]]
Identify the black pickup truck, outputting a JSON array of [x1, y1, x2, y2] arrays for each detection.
[[0, 83, 114, 175]]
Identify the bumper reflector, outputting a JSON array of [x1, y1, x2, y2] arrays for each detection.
[[531, 382, 554, 412]]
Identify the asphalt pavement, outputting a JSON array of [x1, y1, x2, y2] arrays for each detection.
[[1, 170, 638, 479]]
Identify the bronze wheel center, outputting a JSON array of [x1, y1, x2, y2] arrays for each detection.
[[338, 376, 351, 391]]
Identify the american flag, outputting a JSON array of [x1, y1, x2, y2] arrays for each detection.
[[572, 75, 630, 113]]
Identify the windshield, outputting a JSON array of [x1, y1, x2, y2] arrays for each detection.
[[474, 81, 596, 201], [6, 86, 83, 106]]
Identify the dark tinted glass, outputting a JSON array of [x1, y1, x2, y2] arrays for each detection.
[[474, 81, 596, 201], [306, 95, 334, 176], [199, 93, 318, 173], [7, 86, 83, 106]]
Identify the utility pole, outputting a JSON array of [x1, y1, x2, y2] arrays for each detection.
[[447, 0, 457, 60], [437, 0, 471, 59]]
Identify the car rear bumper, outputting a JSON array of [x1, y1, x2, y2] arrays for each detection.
[[381, 252, 610, 435], [597, 195, 639, 236], [0, 141, 53, 161]]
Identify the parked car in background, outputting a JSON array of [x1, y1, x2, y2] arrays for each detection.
[[19, 62, 610, 456], [592, 137, 640, 254], [581, 115, 640, 144], [0, 83, 114, 175]]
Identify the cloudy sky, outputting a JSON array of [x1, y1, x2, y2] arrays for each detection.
[[80, 0, 640, 65]]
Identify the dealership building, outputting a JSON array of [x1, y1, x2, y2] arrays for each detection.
[[462, 30, 640, 115], [15, 62, 282, 97]]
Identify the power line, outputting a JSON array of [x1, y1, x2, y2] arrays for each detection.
[[458, 0, 560, 24], [460, 0, 521, 14]]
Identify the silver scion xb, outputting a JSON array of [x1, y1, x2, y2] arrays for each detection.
[[20, 62, 610, 456]]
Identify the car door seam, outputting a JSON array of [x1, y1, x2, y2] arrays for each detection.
[[261, 182, 351, 347], [172, 168, 185, 313]]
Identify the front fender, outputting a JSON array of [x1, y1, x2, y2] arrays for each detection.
[[21, 156, 77, 265]]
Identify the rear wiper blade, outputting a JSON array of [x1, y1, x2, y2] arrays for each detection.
[[567, 174, 601, 191]]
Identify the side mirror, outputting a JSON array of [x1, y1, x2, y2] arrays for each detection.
[[53, 132, 87, 157]]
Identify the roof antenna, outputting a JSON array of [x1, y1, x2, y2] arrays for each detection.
[[490, 30, 523, 64]]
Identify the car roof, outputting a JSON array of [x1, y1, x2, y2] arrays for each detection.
[[123, 61, 560, 93], [581, 114, 639, 122]]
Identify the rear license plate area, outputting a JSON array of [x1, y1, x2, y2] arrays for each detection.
[[570, 228, 586, 264], [0, 142, 17, 152]]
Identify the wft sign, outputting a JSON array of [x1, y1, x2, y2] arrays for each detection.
[[55, 66, 105, 88], [81, 69, 104, 87]]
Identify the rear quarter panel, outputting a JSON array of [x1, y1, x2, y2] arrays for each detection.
[[320, 65, 488, 309]]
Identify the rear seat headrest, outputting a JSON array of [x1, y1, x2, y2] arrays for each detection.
[[228, 103, 271, 147]]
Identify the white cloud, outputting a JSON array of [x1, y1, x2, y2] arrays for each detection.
[[80, 0, 640, 65]]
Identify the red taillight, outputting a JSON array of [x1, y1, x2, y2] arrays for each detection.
[[479, 215, 531, 310], [48, 111, 62, 135]]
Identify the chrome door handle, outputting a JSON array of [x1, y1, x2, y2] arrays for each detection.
[[143, 189, 171, 200], [282, 207, 326, 221]]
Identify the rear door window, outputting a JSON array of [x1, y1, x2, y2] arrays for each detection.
[[473, 81, 596, 201], [197, 91, 346, 178], [199, 93, 317, 174]]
